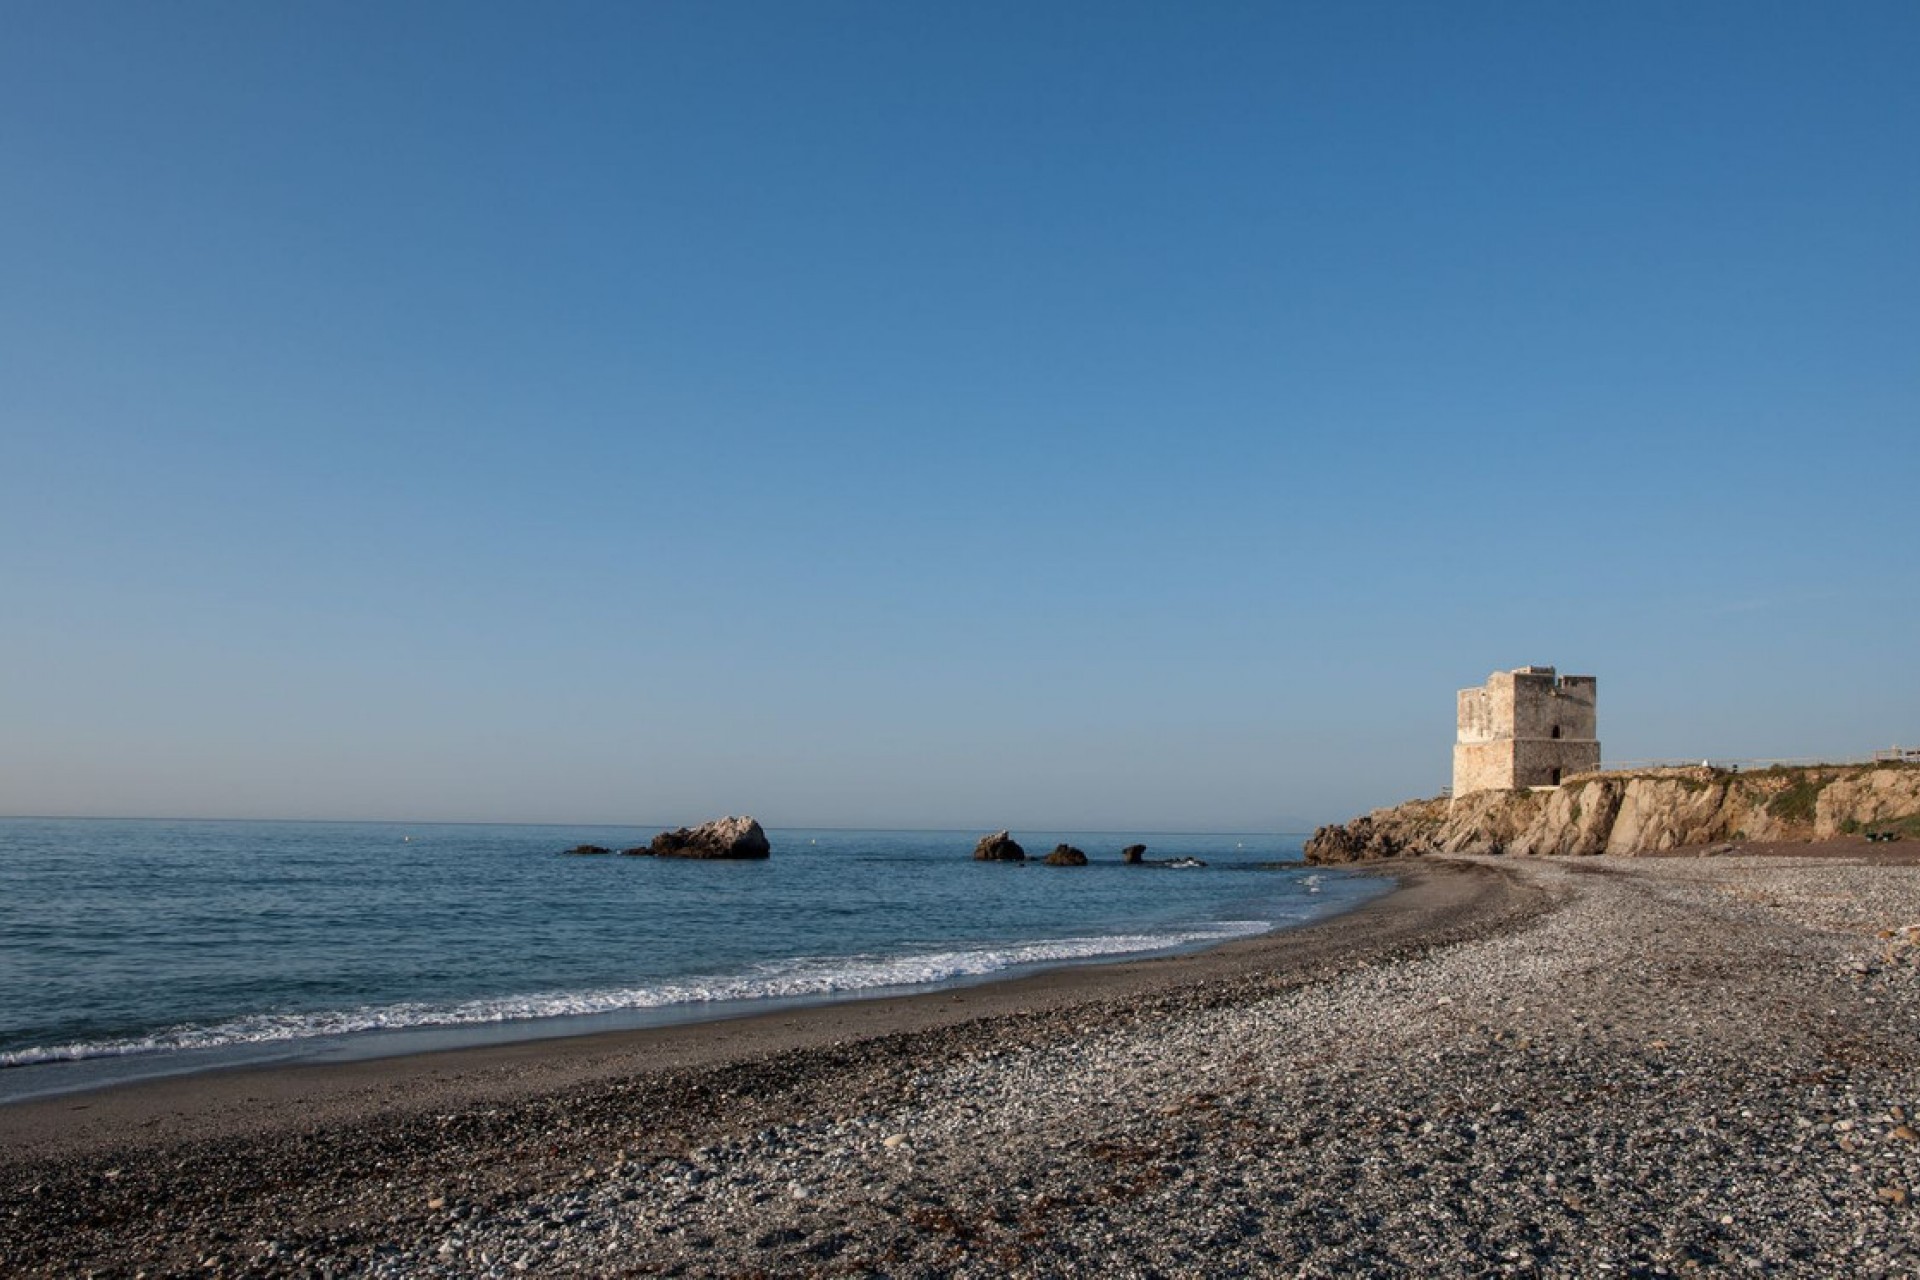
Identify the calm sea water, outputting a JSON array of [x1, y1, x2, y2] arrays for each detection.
[[0, 819, 1384, 1101]]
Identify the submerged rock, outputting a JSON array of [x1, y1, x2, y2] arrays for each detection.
[[1121, 844, 1147, 865], [647, 816, 771, 860], [564, 844, 613, 856], [972, 830, 1027, 862], [1044, 844, 1088, 867]]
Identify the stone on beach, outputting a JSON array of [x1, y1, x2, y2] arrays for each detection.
[[972, 830, 1026, 861], [643, 816, 771, 860], [1044, 844, 1089, 866]]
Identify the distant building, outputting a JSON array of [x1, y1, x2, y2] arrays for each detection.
[[1453, 666, 1599, 797]]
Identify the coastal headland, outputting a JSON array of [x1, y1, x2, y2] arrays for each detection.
[[1306, 761, 1920, 863], [5, 849, 1918, 1275]]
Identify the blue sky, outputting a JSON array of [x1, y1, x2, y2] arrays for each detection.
[[3, 2, 1916, 829]]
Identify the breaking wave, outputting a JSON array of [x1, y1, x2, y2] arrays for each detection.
[[0, 920, 1270, 1067]]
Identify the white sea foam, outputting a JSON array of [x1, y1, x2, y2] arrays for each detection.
[[0, 921, 1271, 1067]]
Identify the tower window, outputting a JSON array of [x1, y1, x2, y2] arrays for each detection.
[[1551, 725, 1561, 739]]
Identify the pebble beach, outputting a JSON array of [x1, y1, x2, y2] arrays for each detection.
[[4, 851, 1917, 1277]]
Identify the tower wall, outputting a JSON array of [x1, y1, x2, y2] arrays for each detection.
[[1452, 667, 1600, 796]]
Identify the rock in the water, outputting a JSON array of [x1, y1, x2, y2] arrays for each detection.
[[618, 846, 654, 857], [564, 844, 613, 856], [648, 816, 771, 860], [1121, 844, 1147, 865], [1044, 844, 1088, 866], [1302, 815, 1411, 865], [973, 830, 1026, 862]]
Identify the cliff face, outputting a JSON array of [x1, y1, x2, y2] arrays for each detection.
[[1304, 763, 1920, 864]]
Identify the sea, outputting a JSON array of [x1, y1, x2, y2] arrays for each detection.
[[0, 819, 1386, 1103]]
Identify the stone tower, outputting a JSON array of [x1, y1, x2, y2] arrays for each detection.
[[1453, 666, 1599, 797]]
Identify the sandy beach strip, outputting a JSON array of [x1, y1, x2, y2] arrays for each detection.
[[3, 852, 1916, 1276]]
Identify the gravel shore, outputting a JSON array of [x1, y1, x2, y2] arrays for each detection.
[[4, 853, 1917, 1277]]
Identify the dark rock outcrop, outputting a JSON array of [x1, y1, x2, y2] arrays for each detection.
[[564, 844, 613, 855], [1302, 815, 1414, 865], [972, 830, 1027, 862], [645, 816, 771, 860], [1121, 844, 1147, 864], [1044, 844, 1088, 867]]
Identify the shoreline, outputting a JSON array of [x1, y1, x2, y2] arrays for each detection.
[[0, 822, 1330, 1105], [0, 862, 1383, 1110], [0, 862, 1495, 1161], [7, 852, 1915, 1275]]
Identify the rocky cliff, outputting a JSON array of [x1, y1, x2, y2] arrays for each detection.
[[1304, 762, 1920, 864]]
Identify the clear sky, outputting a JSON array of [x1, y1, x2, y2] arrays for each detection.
[[3, 2, 1916, 830]]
